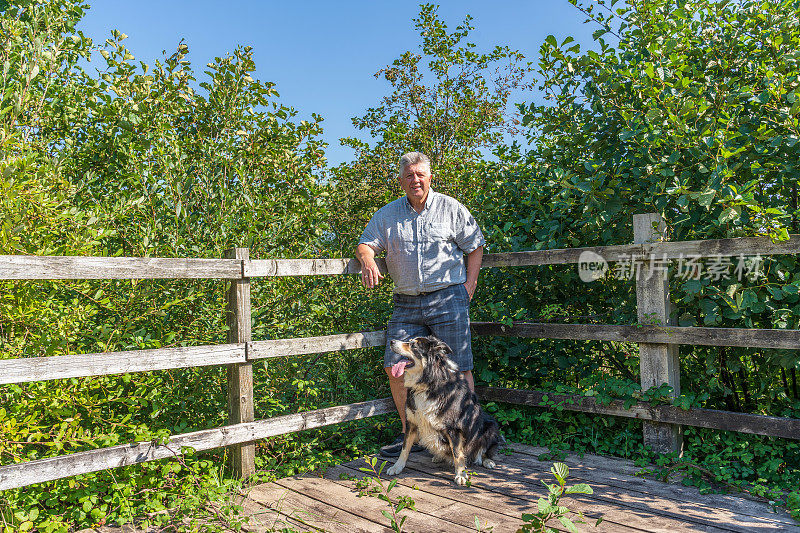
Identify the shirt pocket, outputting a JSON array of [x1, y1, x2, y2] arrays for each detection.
[[427, 223, 453, 242]]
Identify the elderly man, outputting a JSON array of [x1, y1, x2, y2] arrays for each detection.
[[356, 151, 485, 457]]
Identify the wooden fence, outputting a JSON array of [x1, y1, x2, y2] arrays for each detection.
[[2, 213, 800, 491]]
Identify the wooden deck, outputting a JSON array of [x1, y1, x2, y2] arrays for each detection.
[[228, 442, 798, 532]]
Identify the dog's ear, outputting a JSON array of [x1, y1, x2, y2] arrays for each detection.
[[427, 336, 453, 356]]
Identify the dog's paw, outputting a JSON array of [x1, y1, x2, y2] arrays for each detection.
[[454, 472, 469, 486], [431, 455, 445, 463], [483, 458, 496, 469], [386, 464, 403, 476]]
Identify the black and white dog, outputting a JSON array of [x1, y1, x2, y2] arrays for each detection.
[[386, 336, 504, 485]]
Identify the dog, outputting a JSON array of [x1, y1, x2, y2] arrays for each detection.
[[385, 335, 504, 485]]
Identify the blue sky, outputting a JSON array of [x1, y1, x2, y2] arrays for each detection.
[[77, 1, 600, 167]]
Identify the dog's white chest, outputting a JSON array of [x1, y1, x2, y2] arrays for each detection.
[[407, 392, 449, 457]]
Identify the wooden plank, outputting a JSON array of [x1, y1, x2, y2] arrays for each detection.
[[10, 320, 800, 386], [479, 236, 800, 268], [246, 483, 379, 532], [3, 235, 797, 281], [0, 344, 246, 385], [248, 331, 387, 360], [470, 455, 785, 532], [274, 474, 475, 532], [335, 460, 708, 533], [225, 247, 255, 479], [398, 453, 788, 532], [322, 464, 524, 532], [0, 255, 242, 279], [476, 387, 800, 441], [0, 398, 394, 491], [642, 235, 800, 259], [634, 213, 682, 454], [393, 456, 706, 533], [482, 244, 642, 267], [236, 494, 318, 533], [470, 321, 800, 350], [506, 442, 800, 527], [499, 448, 797, 531], [244, 258, 388, 277]]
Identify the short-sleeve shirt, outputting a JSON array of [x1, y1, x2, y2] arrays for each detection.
[[358, 190, 485, 295]]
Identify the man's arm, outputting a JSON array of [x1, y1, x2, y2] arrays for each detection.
[[464, 246, 483, 300], [356, 243, 385, 289]]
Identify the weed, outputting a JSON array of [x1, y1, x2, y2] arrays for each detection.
[[517, 462, 601, 533], [356, 457, 416, 533]]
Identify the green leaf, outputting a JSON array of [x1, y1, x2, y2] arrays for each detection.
[[537, 497, 551, 513], [718, 207, 738, 224], [558, 515, 579, 533], [552, 462, 569, 482], [565, 483, 594, 495], [698, 189, 716, 207]]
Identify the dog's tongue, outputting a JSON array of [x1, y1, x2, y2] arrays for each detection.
[[391, 360, 408, 378]]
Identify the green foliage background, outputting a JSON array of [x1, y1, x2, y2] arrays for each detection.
[[1, 0, 799, 530]]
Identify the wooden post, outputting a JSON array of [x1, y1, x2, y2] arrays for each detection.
[[225, 247, 256, 478], [633, 213, 682, 455]]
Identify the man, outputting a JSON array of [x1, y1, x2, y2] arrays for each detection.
[[356, 151, 485, 457]]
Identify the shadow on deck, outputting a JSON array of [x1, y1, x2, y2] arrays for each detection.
[[228, 442, 797, 532]]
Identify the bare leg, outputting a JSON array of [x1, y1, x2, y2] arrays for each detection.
[[387, 425, 418, 476], [463, 370, 474, 392], [385, 367, 408, 433]]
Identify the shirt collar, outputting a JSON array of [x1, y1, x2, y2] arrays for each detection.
[[405, 189, 437, 213]]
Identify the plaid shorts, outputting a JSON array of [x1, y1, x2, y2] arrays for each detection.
[[384, 283, 473, 371]]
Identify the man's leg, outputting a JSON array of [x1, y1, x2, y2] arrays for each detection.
[[382, 295, 427, 456], [463, 369, 475, 392], [426, 284, 475, 379], [385, 367, 408, 432]]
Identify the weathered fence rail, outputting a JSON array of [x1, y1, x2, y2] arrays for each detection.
[[3, 234, 798, 280], [2, 213, 799, 491], [470, 322, 800, 350], [5, 322, 800, 386], [0, 399, 394, 491], [0, 344, 246, 384], [475, 387, 800, 441]]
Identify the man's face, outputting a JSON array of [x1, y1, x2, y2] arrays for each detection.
[[399, 162, 432, 204]]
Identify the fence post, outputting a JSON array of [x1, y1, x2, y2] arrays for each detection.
[[633, 213, 682, 455], [225, 247, 255, 478]]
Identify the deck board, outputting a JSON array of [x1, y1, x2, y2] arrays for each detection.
[[476, 450, 780, 531], [399, 455, 728, 532], [506, 443, 798, 528], [322, 463, 524, 532], [85, 443, 799, 532]]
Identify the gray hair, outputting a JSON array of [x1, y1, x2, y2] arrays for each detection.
[[398, 152, 431, 176]]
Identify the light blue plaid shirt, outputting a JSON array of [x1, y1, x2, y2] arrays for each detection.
[[359, 190, 485, 295]]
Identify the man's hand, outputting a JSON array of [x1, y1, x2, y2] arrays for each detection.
[[361, 259, 384, 288], [356, 243, 384, 289], [463, 279, 477, 300], [463, 246, 483, 301]]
